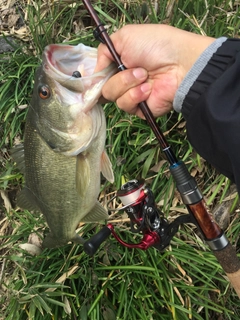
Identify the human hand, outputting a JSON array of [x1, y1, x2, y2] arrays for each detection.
[[95, 24, 215, 118]]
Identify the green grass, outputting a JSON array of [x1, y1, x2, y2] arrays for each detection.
[[1, 0, 240, 319]]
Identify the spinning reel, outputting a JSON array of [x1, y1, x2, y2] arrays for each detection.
[[83, 179, 193, 256]]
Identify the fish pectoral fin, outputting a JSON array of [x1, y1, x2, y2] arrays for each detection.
[[101, 150, 114, 183], [11, 144, 25, 174], [17, 187, 41, 212], [76, 153, 90, 198], [81, 201, 109, 222]]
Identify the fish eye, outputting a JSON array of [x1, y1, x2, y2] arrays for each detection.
[[38, 85, 51, 99]]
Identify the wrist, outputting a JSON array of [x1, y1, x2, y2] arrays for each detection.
[[181, 34, 216, 74], [173, 37, 228, 112]]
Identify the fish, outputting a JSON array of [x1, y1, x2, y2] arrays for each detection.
[[12, 43, 116, 248]]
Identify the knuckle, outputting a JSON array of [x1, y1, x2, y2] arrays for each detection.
[[120, 72, 131, 86]]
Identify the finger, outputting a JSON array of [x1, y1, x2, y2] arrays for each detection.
[[115, 82, 152, 115], [95, 43, 115, 72], [102, 68, 148, 101]]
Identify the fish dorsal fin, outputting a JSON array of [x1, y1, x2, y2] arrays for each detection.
[[76, 153, 90, 198], [11, 144, 25, 174], [81, 201, 109, 222], [17, 187, 41, 212], [101, 150, 114, 183]]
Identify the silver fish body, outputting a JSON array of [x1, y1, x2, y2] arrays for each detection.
[[14, 43, 116, 248]]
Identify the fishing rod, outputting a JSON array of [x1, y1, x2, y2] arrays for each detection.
[[81, 0, 240, 297]]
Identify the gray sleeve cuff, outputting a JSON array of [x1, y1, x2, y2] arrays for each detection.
[[173, 37, 228, 113]]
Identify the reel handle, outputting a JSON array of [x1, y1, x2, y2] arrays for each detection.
[[83, 226, 112, 256]]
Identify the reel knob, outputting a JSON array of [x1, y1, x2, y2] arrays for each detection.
[[83, 226, 112, 256]]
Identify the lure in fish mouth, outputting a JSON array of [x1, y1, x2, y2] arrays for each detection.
[[12, 43, 117, 248]]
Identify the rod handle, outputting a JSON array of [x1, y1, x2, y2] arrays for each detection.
[[83, 226, 112, 256]]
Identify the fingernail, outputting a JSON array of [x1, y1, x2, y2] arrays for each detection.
[[133, 68, 148, 80], [140, 82, 152, 93]]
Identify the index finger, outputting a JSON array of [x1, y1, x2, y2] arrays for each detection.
[[94, 42, 116, 72]]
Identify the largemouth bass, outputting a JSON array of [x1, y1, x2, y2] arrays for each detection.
[[13, 43, 116, 248]]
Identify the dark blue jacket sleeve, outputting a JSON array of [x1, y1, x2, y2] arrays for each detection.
[[181, 39, 240, 191]]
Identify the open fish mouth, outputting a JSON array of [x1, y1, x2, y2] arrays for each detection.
[[42, 43, 100, 93], [44, 43, 97, 77], [42, 43, 117, 109]]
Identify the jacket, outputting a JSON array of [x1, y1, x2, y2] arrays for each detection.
[[173, 38, 240, 192]]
